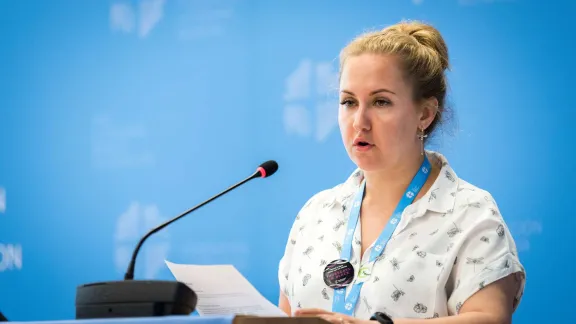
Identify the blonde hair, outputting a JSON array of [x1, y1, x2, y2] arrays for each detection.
[[340, 20, 451, 139]]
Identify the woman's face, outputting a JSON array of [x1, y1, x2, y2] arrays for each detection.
[[338, 53, 435, 172]]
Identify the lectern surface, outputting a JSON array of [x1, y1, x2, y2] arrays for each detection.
[[10, 316, 234, 324], [10, 316, 328, 324]]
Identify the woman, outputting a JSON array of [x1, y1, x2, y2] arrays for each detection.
[[277, 20, 525, 324]]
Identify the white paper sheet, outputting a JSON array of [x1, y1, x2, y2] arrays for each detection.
[[165, 260, 287, 317]]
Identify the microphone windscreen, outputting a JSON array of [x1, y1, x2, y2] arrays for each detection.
[[257, 160, 278, 178]]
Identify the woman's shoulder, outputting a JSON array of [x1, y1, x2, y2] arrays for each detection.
[[450, 178, 502, 222], [425, 151, 506, 225], [453, 178, 498, 209], [296, 168, 362, 220], [438, 170, 515, 248]]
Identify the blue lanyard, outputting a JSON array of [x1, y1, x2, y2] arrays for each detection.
[[331, 156, 432, 316]]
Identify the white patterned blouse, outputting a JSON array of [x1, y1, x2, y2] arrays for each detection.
[[278, 151, 526, 320]]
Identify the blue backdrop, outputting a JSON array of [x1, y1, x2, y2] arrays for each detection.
[[1, 0, 575, 322]]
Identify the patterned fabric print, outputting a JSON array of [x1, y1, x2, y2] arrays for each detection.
[[277, 151, 526, 319]]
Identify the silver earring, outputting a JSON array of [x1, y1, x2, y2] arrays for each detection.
[[417, 127, 428, 155]]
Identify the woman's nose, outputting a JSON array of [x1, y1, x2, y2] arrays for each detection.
[[352, 105, 371, 132]]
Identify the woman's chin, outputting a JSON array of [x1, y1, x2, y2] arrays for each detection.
[[351, 156, 383, 172]]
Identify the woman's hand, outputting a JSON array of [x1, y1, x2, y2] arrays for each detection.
[[294, 308, 373, 324]]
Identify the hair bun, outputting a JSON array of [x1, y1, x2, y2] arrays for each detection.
[[401, 21, 450, 71]]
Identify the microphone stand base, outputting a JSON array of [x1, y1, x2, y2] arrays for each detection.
[[75, 280, 197, 319]]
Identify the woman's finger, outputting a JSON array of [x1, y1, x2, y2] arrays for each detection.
[[294, 308, 333, 316], [318, 314, 338, 323], [318, 314, 353, 324]]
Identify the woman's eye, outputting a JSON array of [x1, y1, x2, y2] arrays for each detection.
[[374, 99, 391, 107], [340, 99, 355, 107]]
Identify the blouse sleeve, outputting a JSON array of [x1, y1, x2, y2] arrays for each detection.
[[446, 194, 526, 315], [278, 194, 319, 298]]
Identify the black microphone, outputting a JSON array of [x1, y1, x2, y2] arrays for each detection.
[[75, 160, 279, 319], [124, 160, 278, 280]]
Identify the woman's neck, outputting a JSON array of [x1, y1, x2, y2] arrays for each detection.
[[362, 153, 431, 208]]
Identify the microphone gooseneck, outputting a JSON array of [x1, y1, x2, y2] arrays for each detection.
[[123, 160, 278, 280]]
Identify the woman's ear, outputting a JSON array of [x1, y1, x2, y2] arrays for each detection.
[[419, 97, 439, 130]]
